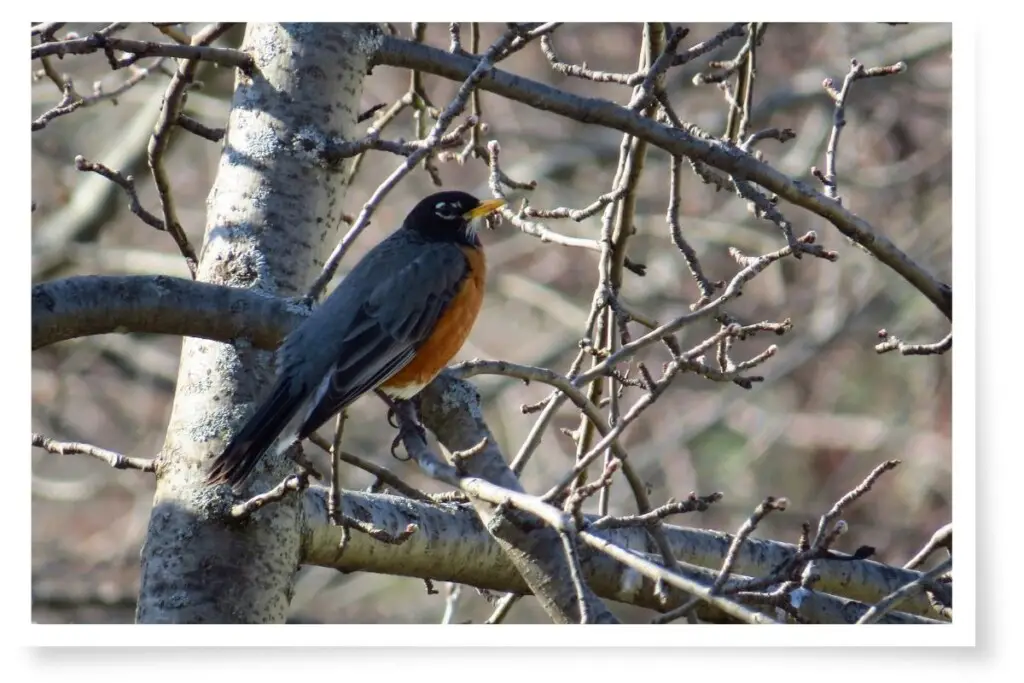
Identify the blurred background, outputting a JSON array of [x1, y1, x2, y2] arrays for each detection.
[[31, 22, 952, 623]]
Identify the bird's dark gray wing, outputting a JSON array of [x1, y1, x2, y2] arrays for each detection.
[[206, 236, 471, 489], [205, 372, 311, 487], [295, 243, 470, 439]]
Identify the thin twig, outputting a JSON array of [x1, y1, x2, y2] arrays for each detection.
[[31, 33, 253, 71], [720, 23, 765, 142], [448, 23, 465, 54], [511, 297, 606, 474], [578, 530, 779, 624], [230, 472, 311, 518], [485, 141, 645, 273], [741, 127, 796, 150], [540, 34, 635, 84], [177, 113, 225, 142], [338, 516, 418, 545], [587, 493, 723, 530], [875, 329, 952, 356], [308, 432, 434, 503], [32, 22, 66, 41], [307, 28, 518, 302], [32, 433, 156, 472], [512, 237, 809, 477], [543, 333, 777, 503], [814, 58, 908, 201], [32, 56, 168, 131], [627, 26, 689, 112], [714, 497, 789, 593], [812, 460, 901, 548], [904, 523, 952, 570], [502, 23, 562, 59], [672, 23, 746, 66], [564, 459, 620, 522], [31, 73, 82, 131], [147, 23, 235, 277], [390, 397, 765, 623], [449, 360, 610, 441], [559, 530, 592, 623], [328, 410, 349, 527], [578, 25, 662, 512], [857, 558, 952, 624], [667, 155, 718, 304], [484, 593, 522, 624], [652, 493, 785, 623], [524, 185, 629, 222], [441, 583, 462, 624], [486, 145, 600, 246], [73, 156, 166, 231]]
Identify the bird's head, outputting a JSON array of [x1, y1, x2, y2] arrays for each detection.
[[402, 191, 506, 246]]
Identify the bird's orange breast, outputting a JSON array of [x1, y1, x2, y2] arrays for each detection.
[[382, 245, 485, 395]]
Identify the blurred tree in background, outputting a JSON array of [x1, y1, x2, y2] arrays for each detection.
[[31, 22, 952, 625]]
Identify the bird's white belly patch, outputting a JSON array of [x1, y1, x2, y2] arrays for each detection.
[[380, 382, 427, 400]]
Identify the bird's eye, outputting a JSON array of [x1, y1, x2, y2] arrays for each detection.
[[434, 201, 461, 220]]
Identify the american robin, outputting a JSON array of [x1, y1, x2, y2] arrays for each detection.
[[205, 190, 505, 489]]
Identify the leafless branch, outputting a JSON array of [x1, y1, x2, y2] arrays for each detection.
[[667, 155, 719, 304], [375, 36, 951, 319], [815, 58, 908, 201], [328, 410, 349, 527], [32, 433, 157, 473], [230, 472, 312, 519], [876, 329, 952, 356], [813, 460, 901, 549], [484, 593, 522, 624], [33, 54, 168, 132], [176, 113, 224, 142], [306, 27, 521, 302], [146, 24, 236, 277], [587, 493, 724, 530], [32, 22, 66, 41], [857, 557, 951, 624], [307, 432, 434, 504], [73, 156, 166, 232], [904, 523, 952, 570], [673, 23, 747, 66], [31, 32, 253, 71]]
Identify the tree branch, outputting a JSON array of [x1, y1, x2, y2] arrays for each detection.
[[32, 276, 945, 621], [32, 275, 304, 351], [372, 35, 951, 320], [412, 374, 620, 624], [300, 487, 942, 622], [31, 33, 253, 72], [32, 433, 157, 472]]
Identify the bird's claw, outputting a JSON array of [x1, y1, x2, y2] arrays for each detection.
[[389, 409, 427, 462], [390, 433, 411, 461]]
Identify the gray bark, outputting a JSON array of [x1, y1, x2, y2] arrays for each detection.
[[300, 488, 941, 623], [32, 272, 946, 622], [30, 23, 949, 625], [135, 23, 377, 623], [417, 375, 619, 623]]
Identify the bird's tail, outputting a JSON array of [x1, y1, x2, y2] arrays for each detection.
[[205, 379, 303, 490]]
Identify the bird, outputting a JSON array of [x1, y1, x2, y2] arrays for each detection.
[[205, 190, 506, 490]]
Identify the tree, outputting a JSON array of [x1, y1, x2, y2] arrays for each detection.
[[31, 22, 953, 625]]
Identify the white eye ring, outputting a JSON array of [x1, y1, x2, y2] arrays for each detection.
[[434, 201, 461, 219]]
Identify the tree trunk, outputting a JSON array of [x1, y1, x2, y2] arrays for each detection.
[[136, 23, 378, 623]]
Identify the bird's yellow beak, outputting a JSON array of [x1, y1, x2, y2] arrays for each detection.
[[463, 198, 506, 220]]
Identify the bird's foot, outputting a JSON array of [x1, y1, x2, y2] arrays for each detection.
[[376, 389, 401, 428], [287, 443, 323, 481], [386, 397, 427, 462]]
